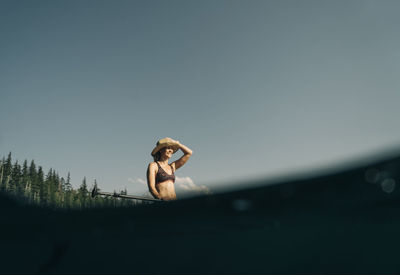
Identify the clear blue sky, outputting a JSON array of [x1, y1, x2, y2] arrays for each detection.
[[1, 0, 400, 196]]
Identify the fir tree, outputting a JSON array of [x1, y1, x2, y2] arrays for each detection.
[[59, 177, 65, 208], [78, 177, 88, 209], [54, 172, 62, 208], [65, 173, 72, 191], [64, 172, 73, 209], [10, 160, 22, 195], [48, 169, 58, 207], [22, 160, 30, 199], [29, 160, 38, 198], [1, 152, 12, 191], [36, 166, 44, 204], [0, 158, 4, 191]]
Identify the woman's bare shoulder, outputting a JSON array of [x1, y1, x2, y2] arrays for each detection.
[[148, 162, 158, 169]]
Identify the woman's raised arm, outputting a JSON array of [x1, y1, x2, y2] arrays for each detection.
[[172, 142, 193, 171]]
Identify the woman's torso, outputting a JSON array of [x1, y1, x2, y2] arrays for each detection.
[[155, 161, 176, 200], [155, 161, 175, 184]]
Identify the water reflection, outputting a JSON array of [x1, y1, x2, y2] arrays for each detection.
[[232, 199, 252, 211], [381, 178, 396, 193]]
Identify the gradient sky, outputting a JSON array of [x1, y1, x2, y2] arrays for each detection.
[[1, 0, 400, 196]]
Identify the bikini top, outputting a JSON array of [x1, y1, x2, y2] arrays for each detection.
[[155, 161, 175, 184]]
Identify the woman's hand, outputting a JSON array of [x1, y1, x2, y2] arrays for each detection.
[[173, 139, 180, 146]]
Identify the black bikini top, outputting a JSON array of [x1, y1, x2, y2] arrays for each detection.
[[155, 161, 175, 184]]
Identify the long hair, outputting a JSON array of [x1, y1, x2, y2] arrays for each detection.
[[153, 151, 161, 162]]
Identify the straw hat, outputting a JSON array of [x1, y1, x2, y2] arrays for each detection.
[[151, 137, 180, 156]]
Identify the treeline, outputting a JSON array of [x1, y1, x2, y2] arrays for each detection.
[[0, 152, 140, 209]]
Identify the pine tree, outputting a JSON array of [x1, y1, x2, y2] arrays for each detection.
[[65, 173, 72, 191], [48, 170, 58, 207], [54, 172, 62, 208], [22, 160, 30, 201], [36, 166, 44, 204], [10, 160, 22, 195], [59, 177, 65, 208], [78, 177, 88, 209], [29, 160, 38, 199], [1, 152, 12, 191], [64, 172, 73, 209], [0, 158, 4, 191]]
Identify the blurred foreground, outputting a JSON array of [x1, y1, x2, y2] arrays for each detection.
[[1, 151, 400, 275]]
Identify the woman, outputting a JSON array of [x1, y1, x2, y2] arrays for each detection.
[[147, 137, 193, 201]]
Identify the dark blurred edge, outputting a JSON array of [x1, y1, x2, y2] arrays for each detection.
[[1, 147, 400, 274]]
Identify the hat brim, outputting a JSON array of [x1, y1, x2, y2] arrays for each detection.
[[151, 143, 180, 156]]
